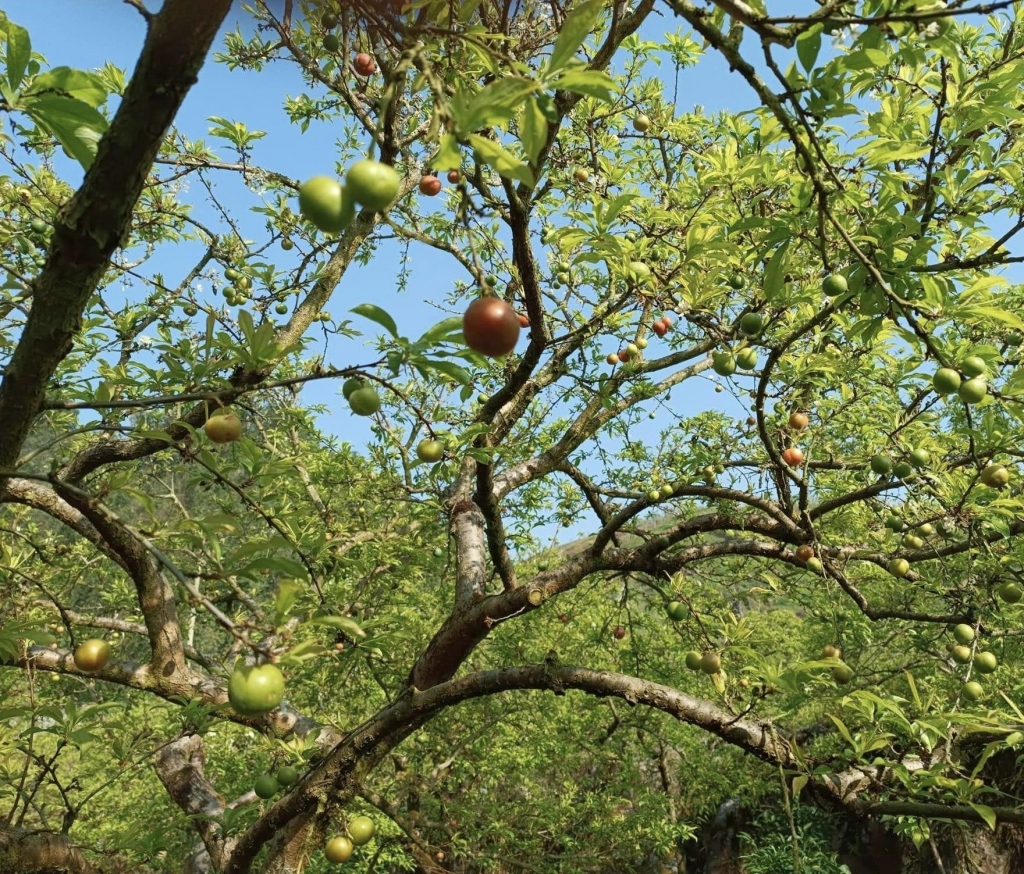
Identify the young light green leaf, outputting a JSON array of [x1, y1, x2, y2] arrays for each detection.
[[451, 77, 539, 134], [351, 303, 399, 338], [520, 95, 547, 165], [26, 67, 107, 106], [6, 22, 30, 91], [969, 802, 998, 831], [549, 69, 616, 102], [311, 614, 367, 639], [418, 317, 464, 345], [23, 93, 108, 169], [796, 26, 822, 72], [762, 241, 790, 302], [468, 135, 534, 186], [548, 0, 604, 73]]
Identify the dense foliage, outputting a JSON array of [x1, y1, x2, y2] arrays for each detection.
[[4, 0, 1024, 872]]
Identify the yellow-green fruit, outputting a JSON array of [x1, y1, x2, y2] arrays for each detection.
[[832, 664, 854, 685], [958, 377, 987, 404], [932, 367, 961, 395], [974, 651, 998, 674], [348, 816, 376, 846], [324, 836, 354, 863], [712, 352, 737, 376], [961, 355, 987, 378], [298, 176, 354, 234], [888, 558, 910, 578], [685, 651, 702, 670], [963, 681, 984, 702], [997, 582, 1023, 604], [228, 663, 285, 715], [416, 439, 444, 463], [950, 645, 972, 664], [345, 160, 401, 212], [348, 387, 381, 416], [699, 652, 722, 674], [870, 454, 892, 475], [73, 639, 111, 672], [953, 623, 975, 645], [980, 463, 1009, 488], [822, 274, 848, 296], [735, 348, 758, 370], [205, 412, 243, 444]]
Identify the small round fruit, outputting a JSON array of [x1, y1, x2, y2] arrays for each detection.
[[739, 312, 763, 336], [276, 766, 299, 787], [626, 342, 640, 357], [416, 439, 444, 463], [636, 337, 648, 349], [666, 601, 687, 622], [574, 168, 590, 183], [699, 652, 722, 674], [997, 582, 1023, 604], [974, 651, 998, 674], [832, 664, 854, 685], [342, 377, 367, 399], [796, 545, 814, 562], [254, 774, 279, 799], [205, 412, 243, 444], [322, 33, 340, 51], [275, 302, 289, 315], [822, 645, 842, 659], [447, 170, 461, 183], [728, 273, 745, 290], [885, 515, 904, 532], [298, 176, 353, 234], [632, 113, 651, 132], [613, 625, 626, 640], [953, 624, 975, 645], [950, 645, 972, 664], [932, 367, 961, 395], [353, 52, 376, 76], [958, 377, 987, 404], [628, 261, 651, 281], [822, 274, 848, 296], [789, 411, 809, 431], [224, 267, 240, 281], [606, 353, 620, 366], [917, 523, 935, 537], [870, 454, 892, 475], [228, 663, 285, 715], [647, 489, 661, 502], [806, 556, 823, 573], [325, 836, 354, 863], [29, 217, 48, 234], [73, 639, 111, 672], [618, 349, 632, 363], [902, 533, 924, 550], [685, 651, 703, 671], [433, 547, 444, 558], [463, 297, 521, 357], [893, 462, 914, 480], [660, 483, 674, 498], [345, 160, 401, 211], [961, 355, 987, 378], [183, 304, 198, 317], [712, 352, 736, 376], [888, 558, 910, 578], [781, 446, 804, 466], [909, 448, 930, 468], [517, 313, 530, 328], [419, 175, 442, 196], [348, 387, 381, 416], [322, 12, 338, 28], [980, 463, 1009, 488], [735, 348, 758, 370], [963, 681, 985, 702], [348, 816, 376, 846]]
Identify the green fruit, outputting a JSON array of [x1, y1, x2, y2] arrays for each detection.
[[893, 462, 914, 480], [660, 483, 674, 498], [183, 304, 198, 317], [932, 367, 961, 395], [735, 348, 758, 371], [647, 489, 662, 502], [254, 774, 280, 799], [712, 352, 737, 376], [322, 12, 338, 28], [281, 238, 294, 251], [632, 113, 651, 132], [275, 302, 289, 315], [979, 463, 1009, 488], [739, 312, 763, 336], [902, 533, 924, 550], [961, 355, 987, 378], [909, 448, 930, 468], [963, 681, 985, 702], [958, 377, 987, 404], [228, 663, 285, 715], [728, 273, 745, 290], [416, 439, 444, 463], [276, 766, 300, 786], [298, 176, 354, 234], [822, 274, 848, 296], [627, 261, 651, 281], [433, 547, 444, 558], [324, 836, 354, 863], [666, 601, 687, 621], [870, 454, 892, 475], [888, 558, 910, 578], [699, 652, 721, 674], [29, 217, 47, 234], [917, 523, 935, 537], [346, 160, 401, 211], [322, 33, 340, 51], [224, 267, 240, 281], [997, 582, 1023, 604], [884, 515, 904, 532], [832, 664, 854, 685], [953, 623, 975, 645], [348, 816, 376, 846], [684, 651, 703, 671], [342, 377, 367, 399], [806, 556, 823, 573], [348, 387, 381, 416], [950, 645, 972, 664], [974, 651, 998, 674]]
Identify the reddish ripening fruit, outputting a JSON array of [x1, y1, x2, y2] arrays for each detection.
[[789, 411, 809, 430], [652, 320, 667, 337], [462, 297, 521, 357], [558, 613, 569, 623], [661, 314, 674, 330], [781, 446, 804, 466], [419, 175, 442, 196], [795, 545, 815, 562], [517, 313, 530, 328], [353, 53, 376, 76], [447, 169, 461, 183], [613, 625, 627, 640], [606, 353, 620, 366], [618, 348, 631, 363]]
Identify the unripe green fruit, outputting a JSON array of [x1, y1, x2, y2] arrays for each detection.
[[974, 651, 998, 674], [950, 645, 972, 664], [254, 774, 279, 799], [953, 624, 975, 645], [685, 651, 703, 671], [870, 454, 892, 475], [739, 312, 763, 336], [832, 664, 854, 685], [348, 387, 381, 416], [961, 355, 987, 378], [932, 367, 961, 395], [822, 274, 848, 296], [963, 681, 984, 702], [958, 377, 988, 404]]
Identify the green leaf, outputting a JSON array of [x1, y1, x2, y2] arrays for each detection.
[[452, 77, 539, 134], [549, 69, 616, 102], [23, 93, 108, 169], [520, 96, 547, 165], [468, 135, 534, 186], [433, 134, 463, 171], [791, 774, 809, 796], [417, 317, 464, 345], [761, 241, 790, 302], [311, 614, 367, 639], [548, 0, 604, 73], [26, 66, 107, 106], [423, 358, 472, 385], [796, 26, 822, 72], [274, 579, 304, 625], [350, 303, 398, 338], [969, 802, 997, 830], [6, 22, 30, 91]]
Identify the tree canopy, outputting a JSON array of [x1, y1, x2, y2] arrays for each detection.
[[4, 0, 1024, 872]]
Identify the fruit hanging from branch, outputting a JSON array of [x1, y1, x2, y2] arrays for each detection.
[[463, 297, 521, 357], [419, 174, 442, 196], [227, 662, 285, 715], [353, 52, 376, 76], [73, 639, 111, 672], [205, 411, 243, 444]]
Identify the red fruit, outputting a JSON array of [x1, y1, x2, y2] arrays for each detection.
[[789, 411, 809, 430], [463, 297, 521, 357], [795, 545, 814, 562], [618, 349, 631, 363], [353, 53, 376, 76], [661, 314, 674, 330], [781, 446, 804, 466], [652, 319, 667, 337], [558, 613, 568, 623], [419, 175, 442, 196], [447, 170, 461, 183], [613, 625, 626, 640], [517, 313, 530, 328]]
